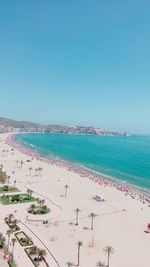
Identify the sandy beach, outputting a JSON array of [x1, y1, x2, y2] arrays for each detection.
[[0, 133, 150, 267]]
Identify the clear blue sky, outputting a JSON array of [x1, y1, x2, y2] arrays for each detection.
[[0, 0, 150, 133]]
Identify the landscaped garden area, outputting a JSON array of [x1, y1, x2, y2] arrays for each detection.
[[0, 193, 37, 205], [4, 214, 49, 266], [15, 232, 33, 247], [8, 260, 17, 267], [5, 214, 20, 232], [0, 185, 19, 193], [25, 246, 49, 267], [0, 169, 7, 184], [28, 199, 50, 215], [0, 231, 17, 267]]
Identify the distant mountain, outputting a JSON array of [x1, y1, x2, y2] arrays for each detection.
[[0, 117, 130, 136], [0, 117, 42, 128]]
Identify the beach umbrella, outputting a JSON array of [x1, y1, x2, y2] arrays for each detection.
[[147, 223, 150, 232]]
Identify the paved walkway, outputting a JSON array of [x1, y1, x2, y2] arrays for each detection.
[[0, 255, 8, 267], [20, 220, 61, 267]]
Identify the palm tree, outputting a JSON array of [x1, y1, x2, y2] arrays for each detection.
[[36, 168, 39, 176], [29, 189, 33, 196], [7, 176, 10, 189], [29, 167, 32, 176], [5, 214, 15, 224], [66, 262, 73, 267], [10, 219, 18, 232], [30, 245, 38, 255], [89, 212, 97, 230], [29, 204, 36, 213], [6, 229, 13, 252], [13, 180, 16, 188], [37, 199, 43, 213], [27, 188, 33, 196], [3, 171, 7, 184], [0, 164, 3, 171], [37, 198, 40, 206], [103, 246, 114, 267], [12, 219, 18, 226], [20, 160, 23, 168], [26, 237, 32, 245], [75, 208, 81, 226], [11, 238, 17, 258], [38, 167, 40, 176], [97, 261, 105, 267], [77, 241, 83, 266], [0, 233, 5, 249], [27, 188, 31, 196], [35, 168, 38, 176], [0, 171, 6, 185], [38, 248, 47, 261], [38, 167, 43, 177], [64, 185, 69, 198], [37, 199, 42, 208], [40, 167, 43, 176], [41, 199, 45, 211], [11, 148, 14, 155]]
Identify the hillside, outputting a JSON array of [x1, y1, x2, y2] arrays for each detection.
[[0, 117, 129, 136], [0, 117, 42, 128]]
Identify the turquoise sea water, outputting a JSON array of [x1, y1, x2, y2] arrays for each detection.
[[15, 133, 150, 192]]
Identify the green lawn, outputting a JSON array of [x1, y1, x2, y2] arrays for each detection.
[[0, 170, 7, 184], [15, 231, 33, 246], [0, 186, 19, 193], [25, 247, 49, 267], [8, 260, 17, 267], [0, 194, 37, 205]]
